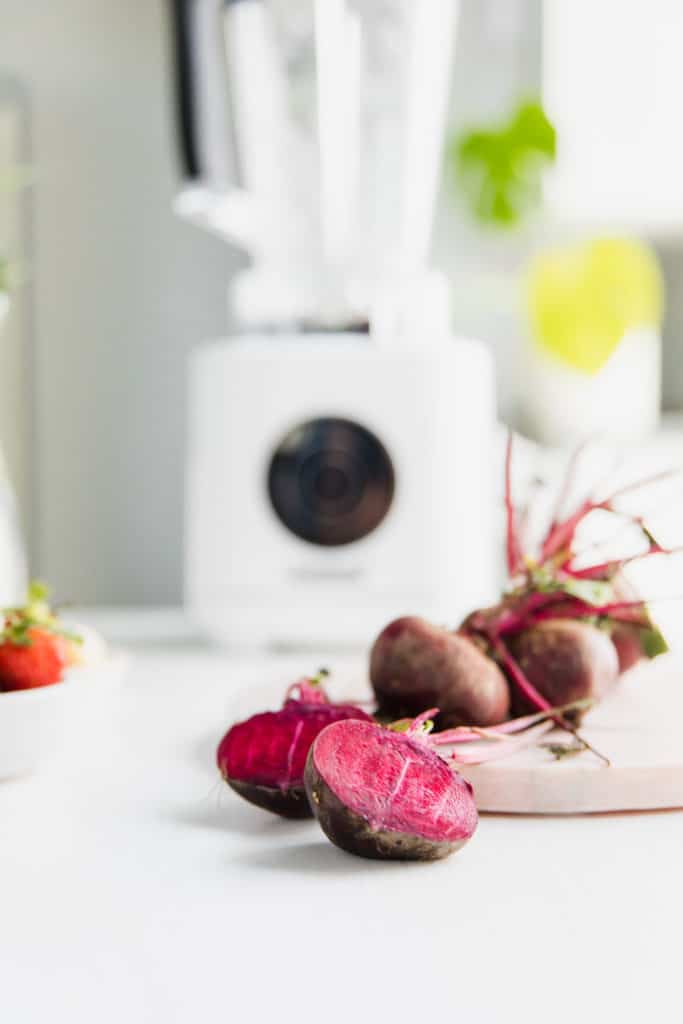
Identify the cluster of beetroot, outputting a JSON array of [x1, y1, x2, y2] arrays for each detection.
[[218, 440, 673, 861], [372, 438, 671, 763]]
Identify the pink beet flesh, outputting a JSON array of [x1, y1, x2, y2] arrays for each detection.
[[218, 701, 371, 791], [312, 719, 478, 844]]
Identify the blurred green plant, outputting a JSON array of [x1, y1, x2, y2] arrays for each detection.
[[449, 98, 556, 229]]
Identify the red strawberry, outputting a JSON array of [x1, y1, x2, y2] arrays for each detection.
[[0, 627, 69, 692]]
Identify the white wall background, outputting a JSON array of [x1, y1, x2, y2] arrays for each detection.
[[0, 0, 242, 604]]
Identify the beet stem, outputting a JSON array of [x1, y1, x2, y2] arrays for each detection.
[[564, 544, 683, 581], [493, 638, 611, 766], [504, 432, 523, 578], [285, 669, 331, 705], [602, 466, 682, 503], [493, 591, 571, 636], [406, 708, 440, 736], [518, 476, 545, 554], [539, 498, 596, 564], [555, 725, 610, 766], [540, 467, 681, 567], [449, 721, 555, 765], [530, 598, 650, 627], [544, 440, 590, 544], [429, 699, 594, 745]]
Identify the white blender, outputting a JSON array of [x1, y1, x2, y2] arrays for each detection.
[[171, 0, 497, 647]]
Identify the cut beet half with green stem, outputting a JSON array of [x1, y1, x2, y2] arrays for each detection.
[[305, 718, 478, 861]]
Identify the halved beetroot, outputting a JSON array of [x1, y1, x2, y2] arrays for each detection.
[[217, 678, 371, 818], [305, 718, 478, 860]]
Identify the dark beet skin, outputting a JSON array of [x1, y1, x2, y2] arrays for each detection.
[[226, 779, 312, 819], [508, 619, 619, 719], [217, 700, 371, 818], [305, 718, 478, 861], [370, 616, 510, 729]]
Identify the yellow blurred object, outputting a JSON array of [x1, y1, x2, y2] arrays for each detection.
[[526, 238, 664, 374]]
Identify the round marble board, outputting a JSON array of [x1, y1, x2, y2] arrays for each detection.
[[457, 655, 683, 814]]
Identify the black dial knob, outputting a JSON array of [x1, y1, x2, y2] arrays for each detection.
[[267, 418, 395, 546]]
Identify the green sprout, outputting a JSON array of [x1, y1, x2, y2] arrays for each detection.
[[449, 98, 556, 229]]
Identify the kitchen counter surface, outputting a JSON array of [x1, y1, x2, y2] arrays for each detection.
[[1, 620, 681, 1024]]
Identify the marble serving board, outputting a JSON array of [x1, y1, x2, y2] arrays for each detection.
[[457, 655, 683, 814]]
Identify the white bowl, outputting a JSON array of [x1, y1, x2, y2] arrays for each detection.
[[0, 653, 127, 780]]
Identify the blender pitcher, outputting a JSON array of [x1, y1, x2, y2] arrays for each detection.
[[170, 0, 459, 333]]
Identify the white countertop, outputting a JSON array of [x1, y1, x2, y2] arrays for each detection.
[[1, 622, 681, 1024]]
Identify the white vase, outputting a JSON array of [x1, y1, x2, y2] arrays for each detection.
[[521, 326, 661, 447]]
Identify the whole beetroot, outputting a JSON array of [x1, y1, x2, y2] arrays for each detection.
[[370, 616, 510, 729], [305, 717, 478, 861], [217, 674, 372, 818], [508, 619, 619, 719]]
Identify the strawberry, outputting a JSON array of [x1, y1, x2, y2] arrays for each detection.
[[0, 627, 69, 691], [0, 581, 80, 692]]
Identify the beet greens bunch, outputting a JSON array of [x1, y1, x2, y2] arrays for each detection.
[[371, 436, 676, 766]]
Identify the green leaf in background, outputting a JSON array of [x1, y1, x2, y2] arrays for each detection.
[[526, 238, 664, 374], [450, 99, 556, 228]]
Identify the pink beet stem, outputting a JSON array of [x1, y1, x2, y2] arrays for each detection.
[[540, 466, 681, 566], [285, 675, 329, 705], [568, 493, 680, 567], [406, 708, 440, 737], [493, 638, 551, 712], [601, 466, 681, 503], [529, 598, 651, 627], [493, 638, 610, 765], [560, 513, 649, 573], [544, 441, 590, 541], [493, 591, 569, 636], [449, 721, 555, 765], [430, 698, 594, 745], [504, 432, 523, 578], [564, 545, 682, 581], [433, 726, 512, 745], [518, 476, 545, 553], [539, 498, 597, 563]]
